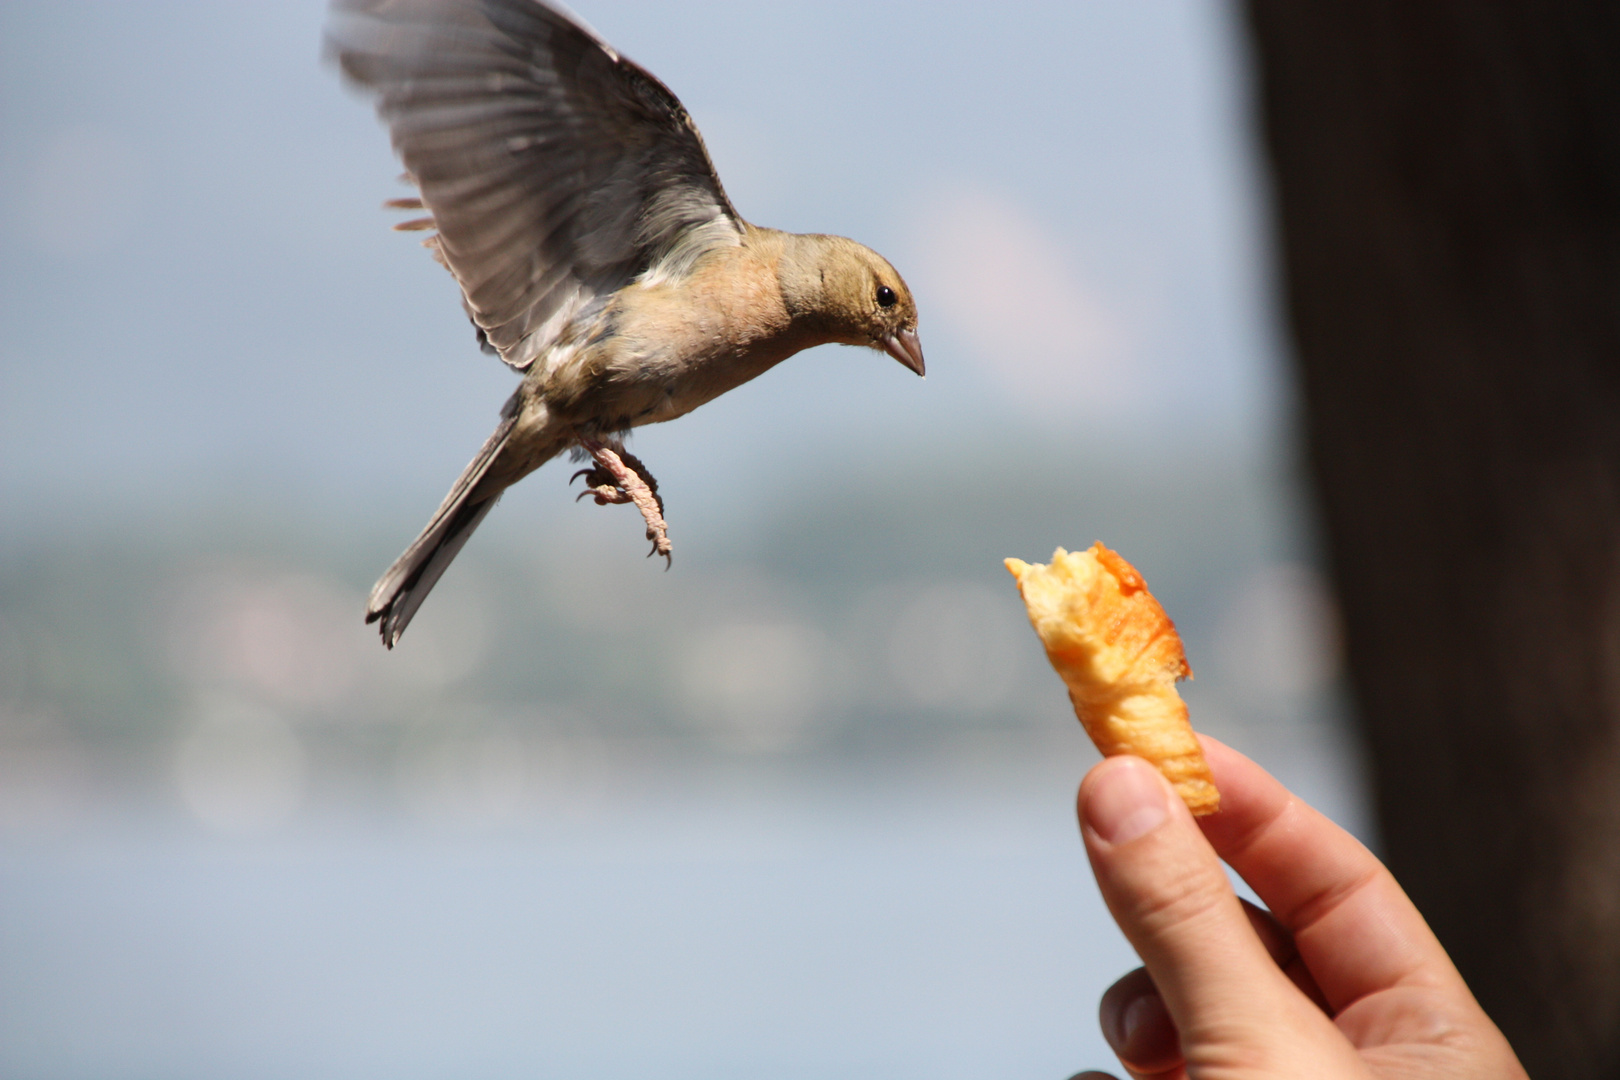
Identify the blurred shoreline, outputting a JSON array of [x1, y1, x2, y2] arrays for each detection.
[[0, 437, 1360, 840]]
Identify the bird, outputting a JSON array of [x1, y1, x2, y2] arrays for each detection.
[[325, 0, 925, 648]]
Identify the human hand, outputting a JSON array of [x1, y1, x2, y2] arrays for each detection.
[[1071, 736, 1527, 1080]]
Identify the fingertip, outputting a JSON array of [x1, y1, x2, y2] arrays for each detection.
[[1187, 734, 1284, 845], [1193, 731, 1247, 798], [1196, 732, 1250, 774], [1099, 967, 1182, 1074], [1080, 756, 1174, 847]]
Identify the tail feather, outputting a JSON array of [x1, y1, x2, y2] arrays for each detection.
[[368, 495, 500, 648], [366, 394, 536, 648]]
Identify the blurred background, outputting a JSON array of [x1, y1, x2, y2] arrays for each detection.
[[0, 1, 1359, 1077]]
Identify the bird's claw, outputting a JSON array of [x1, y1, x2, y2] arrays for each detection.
[[576, 485, 628, 505], [571, 466, 635, 505], [575, 437, 672, 564]]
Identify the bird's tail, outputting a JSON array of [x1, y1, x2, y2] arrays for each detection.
[[366, 395, 551, 648]]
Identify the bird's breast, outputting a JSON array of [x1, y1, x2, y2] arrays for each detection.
[[559, 248, 811, 428]]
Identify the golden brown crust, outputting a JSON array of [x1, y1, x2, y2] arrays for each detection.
[[1006, 542, 1219, 816]]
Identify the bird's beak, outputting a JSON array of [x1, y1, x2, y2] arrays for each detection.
[[882, 329, 926, 376]]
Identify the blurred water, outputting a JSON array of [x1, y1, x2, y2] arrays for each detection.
[[0, 733, 1361, 1080]]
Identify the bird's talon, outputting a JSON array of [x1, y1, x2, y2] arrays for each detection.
[[576, 483, 632, 505], [578, 437, 672, 565]]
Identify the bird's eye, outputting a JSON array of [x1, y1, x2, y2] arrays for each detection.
[[876, 285, 897, 308]]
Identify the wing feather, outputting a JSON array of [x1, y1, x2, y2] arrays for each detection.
[[328, 0, 743, 371]]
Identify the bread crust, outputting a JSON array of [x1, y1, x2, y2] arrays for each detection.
[[1006, 543, 1219, 815]]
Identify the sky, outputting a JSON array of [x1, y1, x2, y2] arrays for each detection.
[[0, 0, 1282, 530]]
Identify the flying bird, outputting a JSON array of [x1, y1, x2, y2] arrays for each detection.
[[326, 0, 924, 648]]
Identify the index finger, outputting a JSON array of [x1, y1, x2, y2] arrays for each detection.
[[1195, 735, 1470, 1012]]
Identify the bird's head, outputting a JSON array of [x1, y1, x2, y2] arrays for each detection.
[[782, 234, 924, 376]]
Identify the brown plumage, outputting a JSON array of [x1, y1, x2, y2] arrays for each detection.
[[326, 0, 924, 647]]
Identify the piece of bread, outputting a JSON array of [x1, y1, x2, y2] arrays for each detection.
[[1005, 543, 1219, 816]]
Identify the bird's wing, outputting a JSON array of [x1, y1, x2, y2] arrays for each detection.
[[328, 0, 743, 372]]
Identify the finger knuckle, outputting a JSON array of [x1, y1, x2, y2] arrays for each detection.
[[1125, 864, 1233, 938]]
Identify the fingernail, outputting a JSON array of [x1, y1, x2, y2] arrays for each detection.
[[1099, 969, 1180, 1071], [1087, 758, 1169, 845], [1120, 990, 1166, 1044], [1117, 990, 1178, 1068]]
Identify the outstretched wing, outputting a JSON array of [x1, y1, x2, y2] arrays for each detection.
[[328, 0, 743, 371]]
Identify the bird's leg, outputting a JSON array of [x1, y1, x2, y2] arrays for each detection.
[[572, 437, 671, 565], [570, 448, 663, 514]]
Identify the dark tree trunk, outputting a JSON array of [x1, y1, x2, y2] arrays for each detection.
[[1241, 3, 1620, 1076]]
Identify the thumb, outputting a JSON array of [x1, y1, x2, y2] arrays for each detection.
[[1078, 756, 1324, 1058]]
